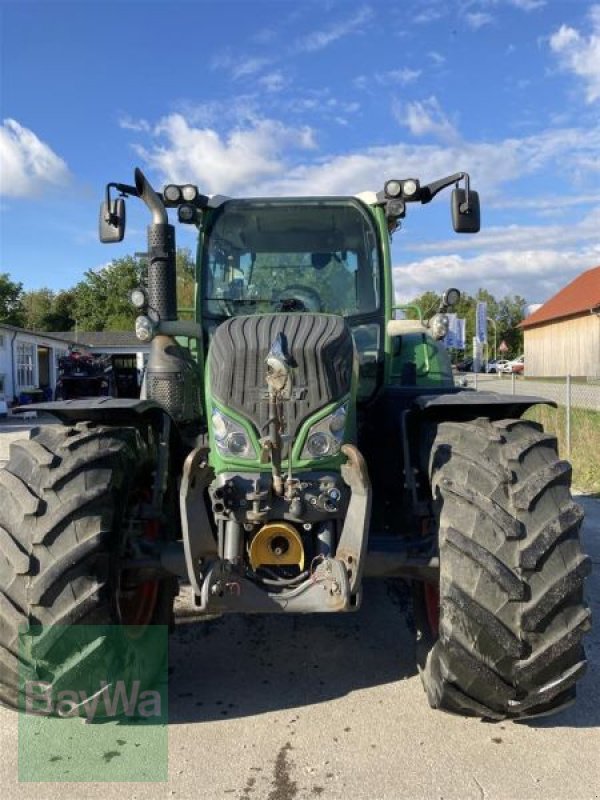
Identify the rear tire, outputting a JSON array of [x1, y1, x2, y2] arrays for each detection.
[[416, 417, 591, 720], [0, 421, 177, 715]]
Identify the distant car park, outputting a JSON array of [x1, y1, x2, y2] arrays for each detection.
[[501, 355, 524, 374], [485, 359, 510, 373]]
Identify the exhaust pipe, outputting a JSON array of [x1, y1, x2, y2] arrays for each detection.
[[134, 167, 177, 321], [134, 167, 202, 424], [135, 167, 168, 225]]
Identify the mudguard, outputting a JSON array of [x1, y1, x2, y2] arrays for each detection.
[[13, 397, 171, 426], [411, 389, 555, 421]]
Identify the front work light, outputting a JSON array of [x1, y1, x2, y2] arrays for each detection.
[[178, 204, 197, 224], [181, 185, 199, 202], [384, 180, 402, 198], [130, 287, 147, 309], [163, 184, 182, 204], [402, 179, 420, 198], [135, 315, 156, 342]]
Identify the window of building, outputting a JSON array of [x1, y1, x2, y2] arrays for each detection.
[[16, 342, 35, 389]]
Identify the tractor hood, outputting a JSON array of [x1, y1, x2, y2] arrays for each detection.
[[208, 313, 354, 437]]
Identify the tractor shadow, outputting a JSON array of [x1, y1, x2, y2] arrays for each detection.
[[165, 578, 417, 724]]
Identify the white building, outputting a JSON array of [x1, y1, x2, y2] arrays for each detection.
[[0, 324, 78, 403], [0, 326, 150, 405]]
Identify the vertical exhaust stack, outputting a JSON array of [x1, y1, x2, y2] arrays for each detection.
[[134, 168, 177, 322], [134, 168, 201, 425]]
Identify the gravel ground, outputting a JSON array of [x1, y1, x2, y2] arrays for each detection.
[[0, 422, 598, 799]]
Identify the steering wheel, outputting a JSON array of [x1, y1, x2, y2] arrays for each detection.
[[274, 285, 322, 313]]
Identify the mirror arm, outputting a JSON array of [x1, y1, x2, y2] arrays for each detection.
[[104, 182, 139, 225], [421, 172, 469, 205]]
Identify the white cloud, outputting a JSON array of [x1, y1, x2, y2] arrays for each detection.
[[407, 206, 600, 254], [119, 116, 152, 133], [508, 0, 545, 10], [489, 193, 600, 213], [428, 51, 446, 65], [210, 52, 271, 81], [0, 119, 70, 197], [393, 96, 459, 142], [249, 123, 600, 200], [549, 6, 600, 103], [294, 6, 373, 53], [414, 6, 445, 24], [375, 68, 421, 86], [252, 27, 276, 44], [393, 244, 600, 304], [134, 114, 316, 195], [258, 72, 287, 93], [231, 57, 271, 80], [465, 11, 494, 29]]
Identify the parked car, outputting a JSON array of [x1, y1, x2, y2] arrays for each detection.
[[511, 355, 525, 374], [500, 355, 524, 374], [486, 359, 510, 373], [455, 357, 473, 372]]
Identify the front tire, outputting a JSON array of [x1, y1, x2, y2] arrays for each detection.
[[0, 421, 176, 714], [416, 418, 591, 720]]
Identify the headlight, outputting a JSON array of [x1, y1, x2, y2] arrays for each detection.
[[211, 408, 257, 460], [178, 204, 197, 224], [430, 313, 449, 340], [306, 432, 332, 458], [163, 184, 182, 203], [181, 184, 198, 202], [135, 314, 155, 342], [130, 287, 147, 308], [384, 179, 402, 198], [402, 179, 419, 197], [301, 403, 347, 460]]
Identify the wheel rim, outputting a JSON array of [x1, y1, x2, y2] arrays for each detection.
[[424, 582, 440, 636], [117, 490, 160, 627]]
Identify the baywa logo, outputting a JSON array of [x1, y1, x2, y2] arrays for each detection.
[[24, 679, 162, 722]]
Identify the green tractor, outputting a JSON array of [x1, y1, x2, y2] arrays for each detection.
[[0, 168, 590, 720]]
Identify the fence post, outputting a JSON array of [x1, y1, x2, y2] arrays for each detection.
[[511, 372, 516, 395], [474, 370, 478, 391], [566, 374, 571, 458]]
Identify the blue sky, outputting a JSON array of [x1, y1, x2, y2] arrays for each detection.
[[1, 0, 599, 304]]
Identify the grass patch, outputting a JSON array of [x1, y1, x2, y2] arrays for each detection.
[[523, 405, 600, 493]]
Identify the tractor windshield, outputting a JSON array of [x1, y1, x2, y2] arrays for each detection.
[[201, 198, 381, 319]]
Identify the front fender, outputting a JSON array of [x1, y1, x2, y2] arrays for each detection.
[[13, 397, 172, 427], [412, 389, 555, 421]]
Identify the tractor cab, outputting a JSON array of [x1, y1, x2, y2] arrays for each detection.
[[199, 196, 384, 401]]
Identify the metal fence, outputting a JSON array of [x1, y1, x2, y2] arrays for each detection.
[[458, 372, 600, 492]]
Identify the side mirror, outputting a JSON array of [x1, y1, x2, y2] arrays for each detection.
[[99, 198, 126, 243], [451, 188, 480, 233]]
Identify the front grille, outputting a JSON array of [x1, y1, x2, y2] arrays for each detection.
[[209, 313, 353, 436]]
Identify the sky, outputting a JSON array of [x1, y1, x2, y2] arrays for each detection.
[[0, 0, 599, 305]]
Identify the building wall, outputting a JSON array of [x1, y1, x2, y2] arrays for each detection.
[[0, 329, 71, 401], [524, 313, 600, 377]]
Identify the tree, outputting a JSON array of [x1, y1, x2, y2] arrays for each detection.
[[72, 248, 197, 331], [45, 290, 77, 331], [0, 272, 24, 326], [22, 288, 54, 330], [406, 288, 527, 360], [176, 248, 196, 319], [73, 255, 143, 331]]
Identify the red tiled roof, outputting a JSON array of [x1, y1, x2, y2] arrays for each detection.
[[520, 265, 600, 328]]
